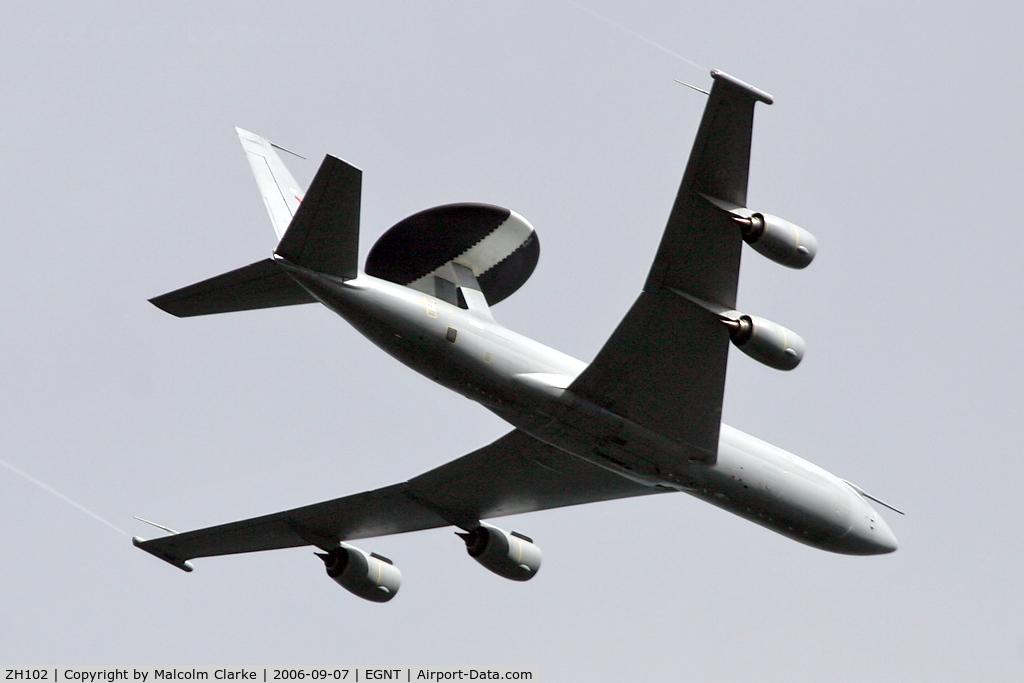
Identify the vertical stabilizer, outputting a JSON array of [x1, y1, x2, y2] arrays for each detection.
[[236, 127, 306, 240], [274, 155, 362, 280]]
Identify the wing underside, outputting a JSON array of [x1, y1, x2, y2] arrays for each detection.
[[568, 72, 773, 464], [135, 430, 664, 570]]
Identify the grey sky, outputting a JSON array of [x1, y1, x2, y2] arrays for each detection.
[[1, 1, 1021, 680]]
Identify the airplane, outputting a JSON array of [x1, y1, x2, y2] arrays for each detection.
[[134, 70, 900, 603]]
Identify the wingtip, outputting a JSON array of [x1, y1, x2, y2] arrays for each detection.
[[148, 295, 187, 318], [133, 536, 195, 572], [709, 70, 774, 105]]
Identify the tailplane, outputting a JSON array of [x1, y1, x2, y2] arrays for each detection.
[[149, 258, 315, 318]]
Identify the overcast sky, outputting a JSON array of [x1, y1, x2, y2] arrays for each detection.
[[1, 2, 1022, 680]]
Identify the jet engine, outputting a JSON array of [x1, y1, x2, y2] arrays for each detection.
[[316, 543, 402, 602], [458, 523, 541, 581], [739, 213, 817, 269], [725, 314, 805, 371]]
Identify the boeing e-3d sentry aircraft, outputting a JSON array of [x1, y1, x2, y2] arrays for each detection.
[[134, 71, 899, 602]]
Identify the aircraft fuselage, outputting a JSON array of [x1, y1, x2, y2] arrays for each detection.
[[281, 262, 898, 556]]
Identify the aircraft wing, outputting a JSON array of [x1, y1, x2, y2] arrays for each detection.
[[134, 430, 663, 570], [569, 72, 774, 463]]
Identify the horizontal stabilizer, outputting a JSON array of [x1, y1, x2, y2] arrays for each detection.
[[150, 258, 316, 317], [275, 155, 362, 280]]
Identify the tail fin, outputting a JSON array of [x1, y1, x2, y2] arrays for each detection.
[[236, 127, 305, 240], [236, 128, 362, 278], [151, 143, 363, 317], [274, 154, 361, 280]]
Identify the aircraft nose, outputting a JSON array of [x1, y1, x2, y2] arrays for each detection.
[[868, 515, 899, 554], [836, 500, 899, 555]]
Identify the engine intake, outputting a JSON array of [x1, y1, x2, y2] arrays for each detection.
[[725, 315, 805, 370], [317, 544, 402, 602], [740, 213, 817, 269], [458, 523, 541, 581]]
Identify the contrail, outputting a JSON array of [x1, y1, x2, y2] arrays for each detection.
[[565, 0, 707, 72], [0, 457, 128, 536]]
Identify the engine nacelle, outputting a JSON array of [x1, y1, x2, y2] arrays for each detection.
[[317, 544, 401, 602], [458, 524, 541, 581], [741, 213, 817, 269], [726, 314, 805, 371]]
